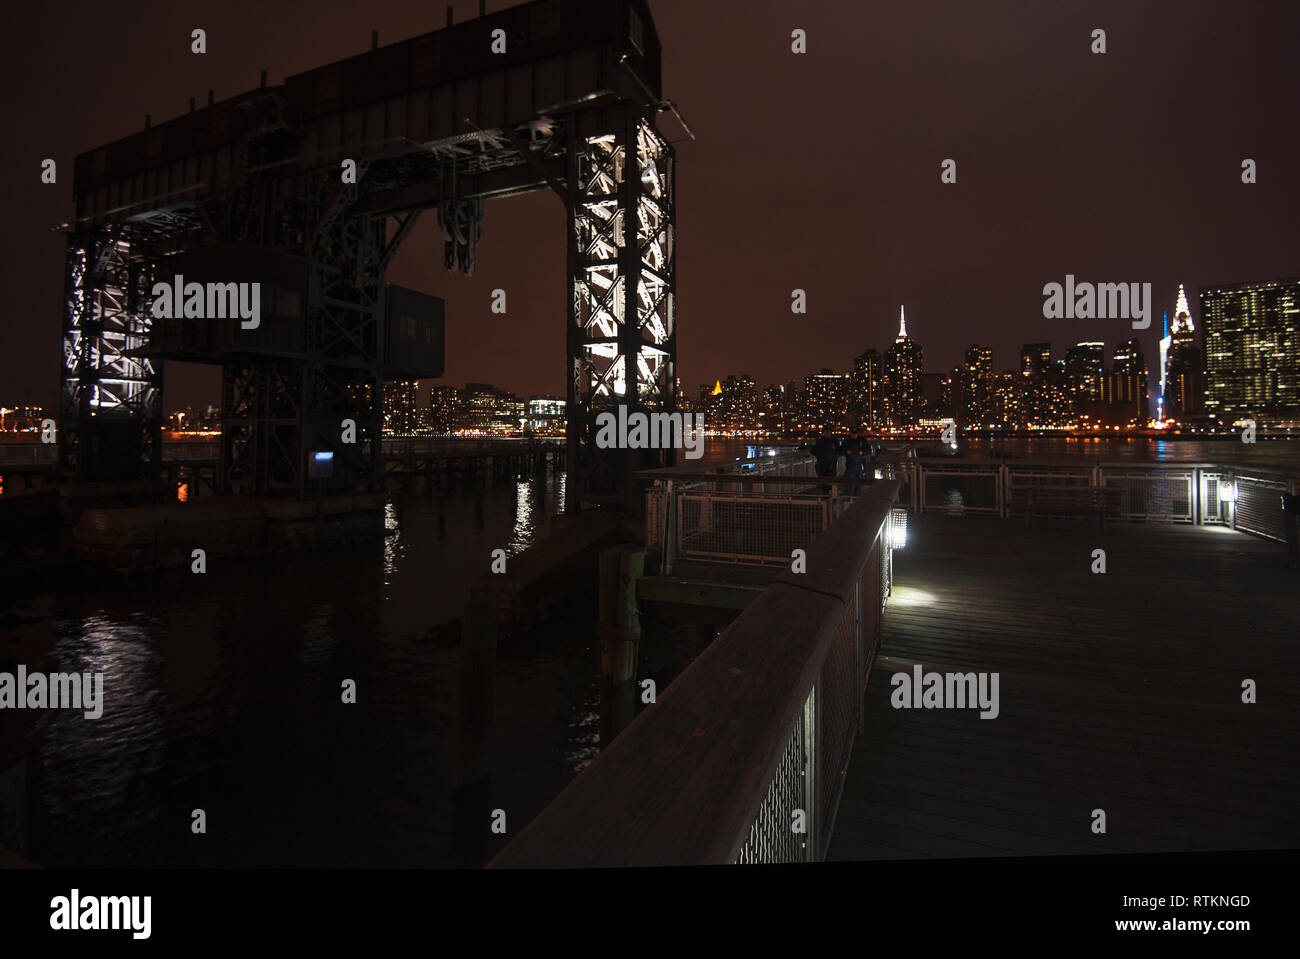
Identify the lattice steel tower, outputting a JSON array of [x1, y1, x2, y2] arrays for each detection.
[[58, 0, 684, 511]]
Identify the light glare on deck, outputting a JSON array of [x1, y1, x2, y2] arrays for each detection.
[[890, 586, 937, 607]]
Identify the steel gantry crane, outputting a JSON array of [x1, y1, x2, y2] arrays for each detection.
[[59, 0, 686, 511]]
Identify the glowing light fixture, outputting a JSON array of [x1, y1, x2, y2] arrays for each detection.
[[888, 507, 908, 549], [309, 450, 334, 479]]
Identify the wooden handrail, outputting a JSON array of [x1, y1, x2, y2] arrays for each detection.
[[489, 480, 900, 868]]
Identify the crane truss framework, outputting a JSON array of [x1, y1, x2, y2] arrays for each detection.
[[569, 109, 677, 503], [60, 226, 163, 481], [59, 0, 676, 506]]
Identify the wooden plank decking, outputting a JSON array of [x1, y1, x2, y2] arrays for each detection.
[[828, 512, 1300, 860]]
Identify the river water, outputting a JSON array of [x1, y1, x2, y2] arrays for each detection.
[[3, 435, 1296, 867], [6, 471, 602, 867]]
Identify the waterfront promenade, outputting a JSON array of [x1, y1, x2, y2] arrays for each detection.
[[828, 512, 1300, 859]]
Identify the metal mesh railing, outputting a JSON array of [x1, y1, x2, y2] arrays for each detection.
[[1005, 466, 1093, 519], [1234, 473, 1292, 541], [736, 687, 814, 864], [1099, 470, 1194, 522], [895, 459, 1296, 538], [922, 466, 1000, 514], [1201, 472, 1227, 524], [677, 490, 830, 564], [815, 589, 861, 856], [735, 506, 895, 864], [645, 485, 666, 551], [647, 466, 876, 569]]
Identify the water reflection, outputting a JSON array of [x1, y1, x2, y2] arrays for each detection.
[[16, 471, 597, 868], [508, 480, 535, 556]]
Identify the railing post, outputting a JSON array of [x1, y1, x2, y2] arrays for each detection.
[[804, 684, 817, 863], [855, 574, 866, 736], [663, 479, 677, 575]]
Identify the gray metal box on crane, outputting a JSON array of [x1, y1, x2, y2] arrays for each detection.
[[154, 242, 308, 359], [383, 284, 444, 379]]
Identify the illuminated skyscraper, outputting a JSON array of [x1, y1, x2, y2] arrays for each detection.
[[1020, 343, 1052, 378], [884, 306, 924, 428], [850, 348, 883, 430], [1104, 338, 1148, 425], [383, 379, 419, 434], [1158, 285, 1205, 421], [961, 344, 993, 427], [427, 384, 462, 432], [990, 370, 1025, 428], [1201, 279, 1300, 425], [1063, 342, 1105, 402], [802, 369, 850, 433]]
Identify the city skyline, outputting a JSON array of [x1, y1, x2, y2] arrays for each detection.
[[399, 277, 1297, 434], [2, 278, 1284, 436], [7, 274, 1293, 438], [4, 0, 1299, 411]]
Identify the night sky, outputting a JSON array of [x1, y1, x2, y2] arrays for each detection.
[[4, 0, 1298, 411]]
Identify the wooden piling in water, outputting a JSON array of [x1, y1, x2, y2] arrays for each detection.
[[454, 589, 498, 793], [598, 544, 644, 745], [452, 588, 499, 863]]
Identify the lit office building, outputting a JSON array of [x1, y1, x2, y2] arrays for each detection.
[[427, 385, 462, 433], [849, 348, 884, 431], [383, 379, 420, 435], [802, 369, 850, 433], [526, 396, 565, 434], [990, 370, 1025, 428], [883, 306, 924, 428], [1103, 338, 1149, 424], [1063, 342, 1106, 403], [1020, 342, 1052, 378], [1200, 278, 1300, 426], [961, 344, 993, 428]]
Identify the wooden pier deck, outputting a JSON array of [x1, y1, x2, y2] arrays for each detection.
[[828, 512, 1300, 860]]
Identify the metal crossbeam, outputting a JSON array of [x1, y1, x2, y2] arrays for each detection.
[[59, 1, 676, 510]]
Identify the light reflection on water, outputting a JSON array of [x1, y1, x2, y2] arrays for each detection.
[[41, 616, 166, 849], [508, 480, 535, 556], [11, 472, 598, 868]]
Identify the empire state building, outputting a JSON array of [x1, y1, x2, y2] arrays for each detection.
[[885, 306, 924, 428]]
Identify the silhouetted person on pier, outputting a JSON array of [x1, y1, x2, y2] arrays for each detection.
[[865, 441, 883, 484], [844, 435, 868, 494], [811, 433, 842, 494]]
